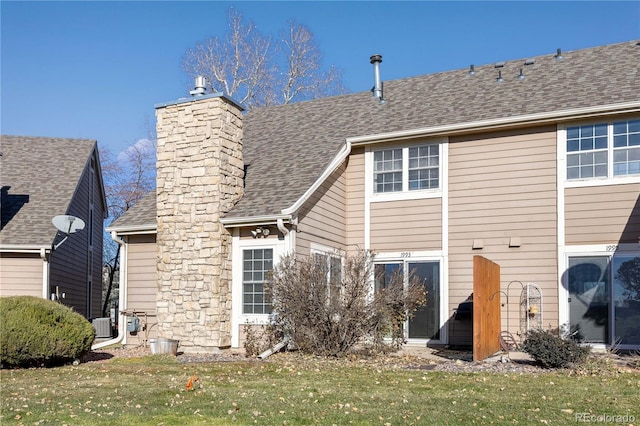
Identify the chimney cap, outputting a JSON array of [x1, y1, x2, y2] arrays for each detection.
[[370, 54, 382, 64], [189, 76, 207, 96]]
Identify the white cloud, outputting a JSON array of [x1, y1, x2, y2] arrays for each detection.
[[116, 138, 156, 162]]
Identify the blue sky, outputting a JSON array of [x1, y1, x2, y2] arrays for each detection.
[[2, 1, 639, 157]]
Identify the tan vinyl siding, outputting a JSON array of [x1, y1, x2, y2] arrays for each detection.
[[565, 183, 640, 245], [124, 234, 158, 345], [448, 126, 558, 342], [346, 147, 365, 251], [296, 163, 347, 257], [370, 198, 442, 251], [0, 253, 43, 297]]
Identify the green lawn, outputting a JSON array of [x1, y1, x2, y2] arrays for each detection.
[[1, 354, 639, 425]]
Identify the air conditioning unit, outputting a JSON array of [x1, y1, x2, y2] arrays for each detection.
[[92, 317, 112, 338]]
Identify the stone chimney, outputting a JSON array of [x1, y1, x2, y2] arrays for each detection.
[[155, 91, 243, 353]]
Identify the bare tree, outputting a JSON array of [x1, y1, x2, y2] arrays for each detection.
[[182, 9, 347, 110], [100, 136, 156, 317], [278, 21, 344, 104], [266, 250, 427, 357]]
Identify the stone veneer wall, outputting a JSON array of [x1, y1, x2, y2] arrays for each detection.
[[155, 94, 243, 353]]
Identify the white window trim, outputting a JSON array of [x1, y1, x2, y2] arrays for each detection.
[[366, 138, 446, 203], [310, 243, 344, 303], [231, 229, 287, 348], [364, 139, 448, 252], [373, 251, 446, 345], [558, 243, 640, 350], [559, 119, 640, 188]]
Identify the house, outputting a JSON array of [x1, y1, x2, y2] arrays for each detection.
[[0, 136, 108, 319], [106, 40, 640, 353]]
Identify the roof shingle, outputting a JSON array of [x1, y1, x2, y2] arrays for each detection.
[[113, 40, 640, 227], [228, 40, 640, 218], [0, 136, 97, 246]]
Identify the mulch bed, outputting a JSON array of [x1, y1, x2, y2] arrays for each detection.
[[82, 345, 640, 374]]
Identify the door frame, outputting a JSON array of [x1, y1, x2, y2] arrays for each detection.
[[374, 251, 446, 345], [561, 243, 640, 350]]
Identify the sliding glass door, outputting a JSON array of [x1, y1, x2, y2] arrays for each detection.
[[612, 255, 640, 345], [374, 260, 440, 341], [568, 254, 640, 346]]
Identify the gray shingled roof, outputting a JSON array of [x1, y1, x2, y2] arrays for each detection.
[[0, 136, 98, 247], [113, 40, 640, 228], [108, 190, 157, 230], [227, 40, 640, 218]]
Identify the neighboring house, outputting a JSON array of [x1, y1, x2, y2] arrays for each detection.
[[0, 136, 108, 319], [107, 40, 640, 352]]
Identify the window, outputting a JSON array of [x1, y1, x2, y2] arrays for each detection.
[[613, 120, 640, 175], [373, 144, 439, 193], [566, 119, 640, 180], [243, 249, 273, 314], [313, 252, 342, 303]]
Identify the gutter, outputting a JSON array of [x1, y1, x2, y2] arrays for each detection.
[[0, 244, 51, 253], [347, 101, 640, 145], [281, 140, 352, 216], [220, 214, 292, 227], [91, 231, 127, 350], [105, 223, 157, 235]]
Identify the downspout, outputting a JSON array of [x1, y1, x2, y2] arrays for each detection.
[[40, 248, 49, 300], [277, 217, 296, 253], [276, 218, 289, 236], [91, 231, 127, 350]]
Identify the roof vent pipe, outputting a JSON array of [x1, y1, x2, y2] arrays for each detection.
[[468, 64, 476, 76], [370, 54, 383, 100], [554, 48, 564, 61], [189, 76, 207, 96]]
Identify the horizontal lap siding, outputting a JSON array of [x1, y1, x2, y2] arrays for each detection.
[[565, 184, 640, 245], [370, 198, 442, 251], [0, 254, 43, 297], [448, 126, 558, 339], [296, 163, 347, 257], [49, 164, 95, 317], [346, 148, 365, 252], [125, 235, 158, 344]]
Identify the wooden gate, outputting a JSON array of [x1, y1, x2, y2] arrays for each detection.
[[473, 255, 501, 361]]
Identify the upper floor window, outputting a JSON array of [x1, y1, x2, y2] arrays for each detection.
[[373, 144, 439, 193], [613, 120, 640, 176], [566, 119, 640, 180]]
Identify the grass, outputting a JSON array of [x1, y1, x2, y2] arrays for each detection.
[[1, 353, 639, 425]]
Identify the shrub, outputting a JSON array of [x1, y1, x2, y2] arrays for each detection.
[[521, 328, 590, 369], [267, 250, 426, 357], [243, 322, 280, 357], [0, 296, 95, 368]]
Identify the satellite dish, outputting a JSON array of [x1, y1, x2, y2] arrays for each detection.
[[52, 215, 85, 235], [51, 215, 85, 250]]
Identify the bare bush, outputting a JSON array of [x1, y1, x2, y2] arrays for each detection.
[[243, 322, 281, 357], [267, 250, 426, 357]]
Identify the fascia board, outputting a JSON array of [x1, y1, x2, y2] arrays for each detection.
[[0, 244, 49, 253], [105, 224, 157, 235], [220, 214, 292, 227], [347, 102, 640, 145], [281, 141, 351, 216]]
